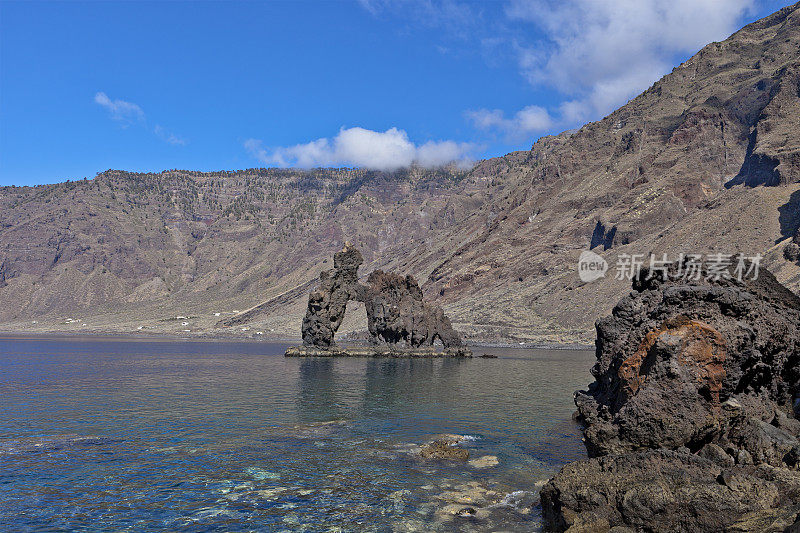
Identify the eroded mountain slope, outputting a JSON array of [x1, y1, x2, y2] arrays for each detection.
[[1, 2, 799, 343]]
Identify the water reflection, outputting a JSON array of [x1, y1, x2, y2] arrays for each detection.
[[361, 358, 468, 412], [0, 339, 595, 532], [297, 358, 342, 422]]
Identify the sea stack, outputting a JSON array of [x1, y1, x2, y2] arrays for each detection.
[[300, 242, 366, 349], [287, 243, 471, 357], [541, 259, 800, 532]]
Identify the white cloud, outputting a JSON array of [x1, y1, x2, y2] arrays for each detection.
[[94, 92, 186, 145], [154, 125, 187, 146], [94, 92, 145, 125], [466, 105, 553, 138], [358, 0, 480, 36], [357, 0, 381, 15], [244, 138, 272, 163], [506, 0, 755, 121], [356, 0, 758, 141], [416, 140, 476, 168], [245, 127, 476, 170]]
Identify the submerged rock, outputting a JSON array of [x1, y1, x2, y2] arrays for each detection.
[[468, 455, 499, 469], [419, 440, 470, 461], [432, 481, 502, 520], [542, 260, 800, 531]]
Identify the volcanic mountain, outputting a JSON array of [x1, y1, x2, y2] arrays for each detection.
[[1, 2, 799, 343]]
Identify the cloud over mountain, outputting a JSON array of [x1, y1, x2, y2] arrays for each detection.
[[506, 0, 756, 123], [245, 127, 476, 170], [446, 0, 758, 136], [466, 105, 553, 138]]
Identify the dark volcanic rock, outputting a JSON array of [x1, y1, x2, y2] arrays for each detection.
[[541, 449, 800, 533], [578, 261, 800, 457], [364, 270, 464, 349], [542, 261, 800, 532], [301, 242, 365, 348], [299, 244, 467, 352]]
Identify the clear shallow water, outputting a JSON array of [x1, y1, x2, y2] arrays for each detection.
[[0, 337, 594, 532]]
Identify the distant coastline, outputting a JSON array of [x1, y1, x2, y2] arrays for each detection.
[[0, 330, 593, 350]]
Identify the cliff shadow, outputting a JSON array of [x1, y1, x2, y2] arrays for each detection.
[[726, 129, 782, 189]]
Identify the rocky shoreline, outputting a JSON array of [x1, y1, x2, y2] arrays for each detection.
[[284, 345, 473, 358], [541, 261, 800, 532]]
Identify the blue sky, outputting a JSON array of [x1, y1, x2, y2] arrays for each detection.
[[0, 0, 790, 185]]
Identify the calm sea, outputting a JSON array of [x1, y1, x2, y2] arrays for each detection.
[[0, 337, 594, 532]]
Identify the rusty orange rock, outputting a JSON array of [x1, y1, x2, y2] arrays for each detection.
[[618, 317, 727, 403]]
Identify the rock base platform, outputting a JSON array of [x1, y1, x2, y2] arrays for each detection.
[[284, 345, 473, 358]]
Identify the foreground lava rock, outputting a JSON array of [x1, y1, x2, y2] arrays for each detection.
[[295, 243, 469, 356], [541, 260, 800, 532]]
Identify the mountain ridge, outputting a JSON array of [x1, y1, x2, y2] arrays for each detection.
[[2, 2, 800, 343]]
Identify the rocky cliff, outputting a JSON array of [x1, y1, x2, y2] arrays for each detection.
[[541, 262, 800, 531], [1, 3, 799, 342]]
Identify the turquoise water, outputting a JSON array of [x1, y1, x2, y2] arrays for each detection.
[[0, 337, 594, 532]]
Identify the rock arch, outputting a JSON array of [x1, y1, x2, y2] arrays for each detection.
[[301, 243, 464, 350]]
